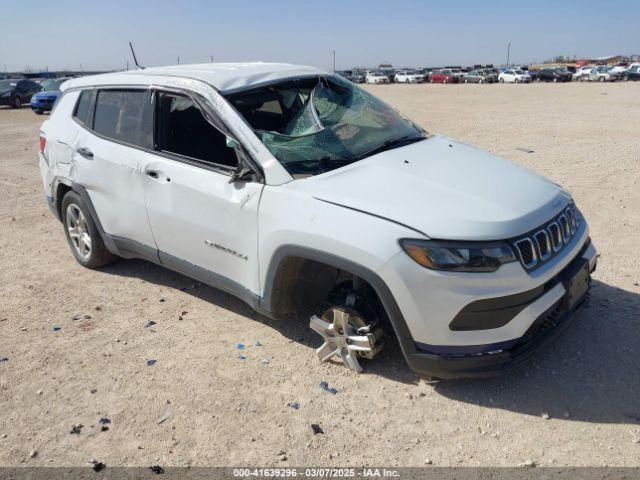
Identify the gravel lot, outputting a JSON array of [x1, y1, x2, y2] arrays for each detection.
[[1, 82, 639, 468]]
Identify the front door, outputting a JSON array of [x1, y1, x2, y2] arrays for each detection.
[[142, 90, 263, 296]]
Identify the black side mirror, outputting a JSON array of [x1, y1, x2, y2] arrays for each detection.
[[229, 164, 255, 183]]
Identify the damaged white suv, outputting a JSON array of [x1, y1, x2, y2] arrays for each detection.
[[38, 63, 596, 378]]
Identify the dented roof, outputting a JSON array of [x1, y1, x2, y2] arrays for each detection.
[[62, 62, 325, 93]]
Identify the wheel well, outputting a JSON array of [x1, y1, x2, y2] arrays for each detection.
[[55, 183, 72, 220], [267, 256, 387, 325]]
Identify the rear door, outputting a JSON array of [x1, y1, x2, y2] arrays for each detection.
[[70, 88, 158, 251], [141, 90, 263, 295]]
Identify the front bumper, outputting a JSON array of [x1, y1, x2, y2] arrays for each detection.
[[395, 240, 596, 378]]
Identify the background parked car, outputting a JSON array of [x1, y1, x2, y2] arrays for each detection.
[[428, 70, 459, 83], [440, 68, 465, 80], [30, 78, 68, 114], [609, 63, 630, 75], [498, 69, 532, 83], [394, 70, 425, 83], [462, 70, 495, 83], [0, 78, 41, 108], [480, 68, 499, 82], [529, 68, 571, 82], [579, 67, 618, 82], [350, 71, 366, 83], [621, 65, 640, 81], [365, 71, 390, 84], [572, 66, 593, 81]]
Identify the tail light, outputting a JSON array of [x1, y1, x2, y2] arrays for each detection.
[[39, 135, 46, 154]]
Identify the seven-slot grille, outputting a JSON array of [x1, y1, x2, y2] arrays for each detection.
[[511, 203, 581, 271]]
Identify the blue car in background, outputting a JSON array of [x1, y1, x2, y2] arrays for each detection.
[[30, 78, 68, 114]]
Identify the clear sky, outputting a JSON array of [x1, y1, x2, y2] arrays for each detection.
[[1, 0, 638, 72]]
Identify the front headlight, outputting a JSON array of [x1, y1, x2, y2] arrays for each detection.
[[400, 239, 517, 272]]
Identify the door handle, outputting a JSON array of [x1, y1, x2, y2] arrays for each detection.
[[145, 170, 159, 179], [77, 147, 93, 159]]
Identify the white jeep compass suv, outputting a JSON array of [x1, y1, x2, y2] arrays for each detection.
[[38, 63, 597, 378]]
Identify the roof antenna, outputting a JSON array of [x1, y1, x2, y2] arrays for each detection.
[[129, 42, 145, 70]]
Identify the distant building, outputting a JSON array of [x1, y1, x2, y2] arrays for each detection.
[[576, 55, 630, 67]]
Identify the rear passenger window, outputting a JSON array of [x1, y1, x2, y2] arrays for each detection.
[[73, 90, 92, 126], [93, 90, 152, 149], [155, 92, 238, 168]]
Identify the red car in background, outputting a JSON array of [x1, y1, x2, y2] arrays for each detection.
[[428, 70, 459, 83]]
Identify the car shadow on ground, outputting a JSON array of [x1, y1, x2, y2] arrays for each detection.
[[102, 260, 640, 422], [101, 258, 421, 385], [433, 280, 640, 425]]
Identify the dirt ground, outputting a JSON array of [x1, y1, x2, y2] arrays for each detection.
[[1, 82, 639, 468]]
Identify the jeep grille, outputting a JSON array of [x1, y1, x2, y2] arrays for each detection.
[[511, 203, 581, 272]]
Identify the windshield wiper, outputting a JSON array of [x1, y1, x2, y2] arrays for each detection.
[[354, 135, 426, 161]]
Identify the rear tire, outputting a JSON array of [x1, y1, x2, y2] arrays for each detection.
[[11, 96, 21, 108], [599, 76, 605, 82], [34, 109, 43, 115], [499, 78, 504, 83], [61, 191, 117, 268]]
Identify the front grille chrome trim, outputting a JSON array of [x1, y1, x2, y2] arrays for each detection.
[[514, 238, 537, 269], [534, 229, 552, 261], [558, 214, 571, 243], [510, 202, 581, 273], [547, 221, 563, 252]]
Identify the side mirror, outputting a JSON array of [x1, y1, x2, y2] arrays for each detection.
[[229, 163, 255, 184], [226, 136, 239, 149]]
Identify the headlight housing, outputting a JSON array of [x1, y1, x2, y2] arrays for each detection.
[[400, 239, 517, 272]]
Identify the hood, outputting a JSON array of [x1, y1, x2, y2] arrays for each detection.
[[289, 136, 571, 240]]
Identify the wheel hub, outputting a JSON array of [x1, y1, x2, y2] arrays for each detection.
[[309, 307, 383, 373]]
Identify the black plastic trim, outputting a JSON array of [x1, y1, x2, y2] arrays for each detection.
[[449, 285, 545, 331]]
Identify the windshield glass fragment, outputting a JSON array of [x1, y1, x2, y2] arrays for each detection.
[[225, 75, 426, 175]]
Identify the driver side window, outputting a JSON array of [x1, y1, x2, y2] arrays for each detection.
[[155, 92, 238, 169]]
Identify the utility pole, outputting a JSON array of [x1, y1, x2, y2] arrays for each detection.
[[210, 55, 214, 63], [506, 42, 511, 67], [177, 56, 180, 65], [126, 61, 129, 71], [333, 50, 336, 72]]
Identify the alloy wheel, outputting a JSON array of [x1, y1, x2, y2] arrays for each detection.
[[66, 203, 92, 260]]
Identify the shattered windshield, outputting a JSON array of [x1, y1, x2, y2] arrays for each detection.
[[225, 75, 426, 175]]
